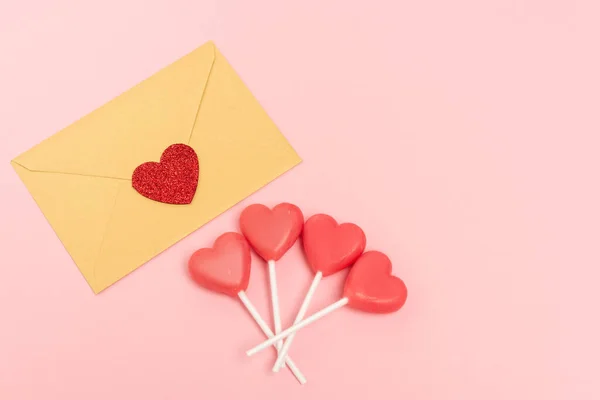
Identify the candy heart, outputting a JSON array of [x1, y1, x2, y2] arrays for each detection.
[[344, 251, 407, 313], [132, 143, 199, 204], [302, 214, 366, 277], [188, 232, 251, 297], [240, 203, 304, 261]]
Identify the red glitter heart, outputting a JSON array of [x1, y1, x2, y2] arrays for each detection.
[[132, 144, 199, 205]]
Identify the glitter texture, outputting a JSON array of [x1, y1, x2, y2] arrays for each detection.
[[132, 144, 199, 205]]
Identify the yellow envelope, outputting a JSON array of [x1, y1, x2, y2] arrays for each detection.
[[11, 41, 301, 293]]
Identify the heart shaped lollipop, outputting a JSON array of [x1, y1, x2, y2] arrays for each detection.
[[240, 203, 304, 261], [248, 250, 407, 358], [271, 213, 366, 372], [188, 232, 306, 384], [188, 232, 250, 296], [239, 203, 304, 360], [303, 214, 366, 277], [344, 251, 408, 313]]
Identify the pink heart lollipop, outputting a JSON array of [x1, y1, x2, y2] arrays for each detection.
[[240, 203, 304, 261], [188, 232, 306, 384], [247, 251, 408, 358], [188, 232, 251, 296], [272, 213, 366, 372], [239, 203, 304, 356]]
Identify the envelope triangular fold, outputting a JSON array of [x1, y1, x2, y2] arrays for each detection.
[[12, 162, 120, 292]]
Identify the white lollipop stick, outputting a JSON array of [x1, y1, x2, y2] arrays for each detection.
[[237, 291, 306, 384], [267, 260, 283, 351], [272, 271, 323, 372], [247, 296, 349, 357]]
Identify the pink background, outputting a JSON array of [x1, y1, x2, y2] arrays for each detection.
[[1, 1, 599, 399]]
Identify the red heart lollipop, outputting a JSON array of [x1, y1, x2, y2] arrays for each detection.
[[303, 214, 367, 277], [132, 143, 199, 204], [188, 232, 250, 297], [247, 249, 408, 358], [240, 203, 304, 261], [344, 251, 408, 313], [189, 232, 306, 383], [270, 213, 365, 371], [240, 203, 304, 356], [189, 231, 306, 383]]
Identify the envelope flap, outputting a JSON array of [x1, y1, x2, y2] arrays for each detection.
[[13, 42, 216, 179]]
